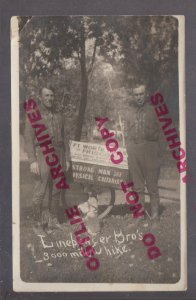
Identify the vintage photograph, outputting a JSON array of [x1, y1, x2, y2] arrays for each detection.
[[11, 15, 186, 291]]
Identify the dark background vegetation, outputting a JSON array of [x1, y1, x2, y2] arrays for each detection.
[[19, 16, 179, 141]]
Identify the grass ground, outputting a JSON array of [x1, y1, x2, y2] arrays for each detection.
[[20, 161, 180, 283]]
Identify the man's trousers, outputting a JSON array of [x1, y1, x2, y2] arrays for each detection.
[[127, 141, 161, 218], [32, 146, 65, 224]]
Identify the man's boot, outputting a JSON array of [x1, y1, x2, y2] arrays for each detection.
[[41, 209, 51, 229], [32, 203, 45, 234], [128, 191, 146, 229], [150, 193, 160, 229], [32, 203, 41, 223], [48, 194, 65, 231]]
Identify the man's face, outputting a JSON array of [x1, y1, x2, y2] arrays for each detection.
[[132, 85, 147, 107], [40, 88, 54, 109]]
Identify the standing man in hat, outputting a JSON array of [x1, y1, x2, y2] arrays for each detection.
[[124, 83, 162, 226], [24, 85, 70, 232]]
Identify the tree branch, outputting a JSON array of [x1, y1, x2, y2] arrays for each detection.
[[77, 49, 81, 61], [87, 38, 97, 76]]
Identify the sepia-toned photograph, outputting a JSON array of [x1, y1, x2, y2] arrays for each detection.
[[11, 15, 186, 291]]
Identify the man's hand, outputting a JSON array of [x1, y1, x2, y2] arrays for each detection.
[[30, 161, 40, 175], [65, 161, 71, 172]]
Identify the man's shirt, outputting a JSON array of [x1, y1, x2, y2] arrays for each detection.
[[24, 103, 70, 164], [124, 101, 160, 145]]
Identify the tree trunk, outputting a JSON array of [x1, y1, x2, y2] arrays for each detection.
[[75, 21, 88, 141]]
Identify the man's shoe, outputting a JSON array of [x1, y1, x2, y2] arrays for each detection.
[[48, 217, 65, 231], [150, 196, 160, 221], [128, 212, 146, 229], [32, 222, 45, 235], [151, 215, 160, 230]]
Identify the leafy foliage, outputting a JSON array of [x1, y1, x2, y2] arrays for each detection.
[[19, 16, 178, 138]]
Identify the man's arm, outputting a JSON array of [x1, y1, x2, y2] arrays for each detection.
[[62, 116, 71, 170], [153, 109, 166, 160], [64, 133, 71, 162], [24, 117, 40, 175]]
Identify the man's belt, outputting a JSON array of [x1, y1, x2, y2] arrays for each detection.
[[35, 141, 64, 148], [129, 138, 158, 144]]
